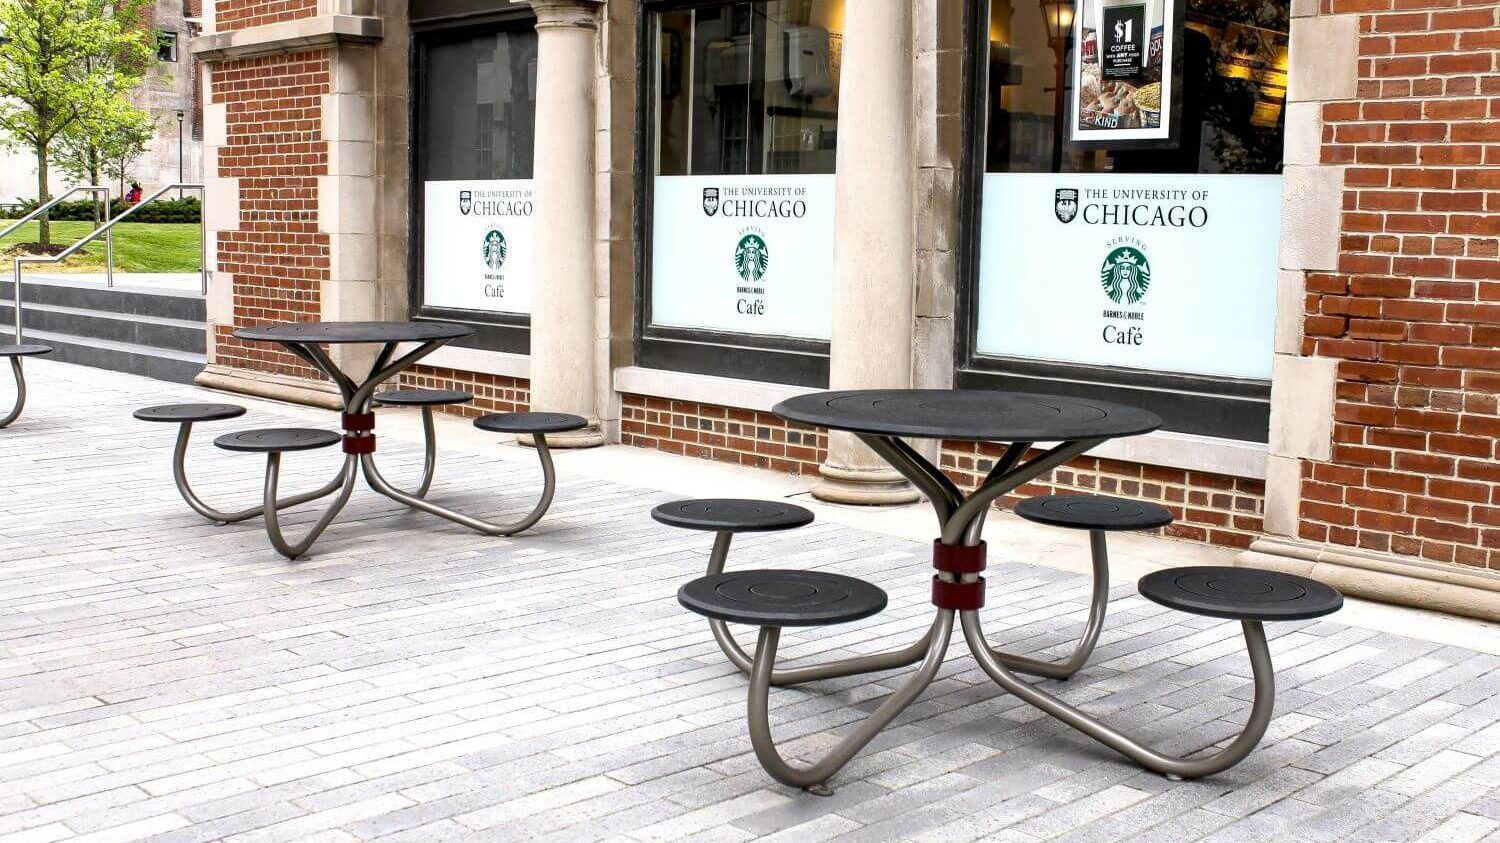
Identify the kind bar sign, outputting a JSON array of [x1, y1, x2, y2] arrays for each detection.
[[1072, 0, 1176, 142], [650, 174, 833, 341], [976, 172, 1283, 380], [422, 180, 534, 315]]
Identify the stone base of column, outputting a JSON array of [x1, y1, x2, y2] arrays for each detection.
[[195, 364, 343, 410], [519, 426, 606, 449], [812, 463, 918, 505]]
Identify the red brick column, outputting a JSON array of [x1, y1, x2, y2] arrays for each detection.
[[1301, 3, 1499, 568]]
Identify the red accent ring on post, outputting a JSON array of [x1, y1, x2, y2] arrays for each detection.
[[932, 540, 987, 574], [931, 576, 985, 610], [342, 434, 376, 454], [342, 412, 375, 432]]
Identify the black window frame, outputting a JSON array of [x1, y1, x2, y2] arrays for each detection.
[[408, 3, 537, 355], [954, 0, 1274, 443], [632, 0, 831, 388]]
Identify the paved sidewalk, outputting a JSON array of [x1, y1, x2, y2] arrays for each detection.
[[3, 360, 1499, 842]]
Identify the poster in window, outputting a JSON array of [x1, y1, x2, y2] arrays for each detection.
[[1070, 0, 1181, 145], [422, 180, 533, 315]]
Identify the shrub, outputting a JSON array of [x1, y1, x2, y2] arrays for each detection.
[[3, 196, 201, 223]]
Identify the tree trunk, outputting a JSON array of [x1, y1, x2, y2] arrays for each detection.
[[35, 143, 50, 249], [89, 151, 102, 227]]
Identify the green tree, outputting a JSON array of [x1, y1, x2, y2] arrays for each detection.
[[56, 96, 155, 199], [0, 0, 153, 246]]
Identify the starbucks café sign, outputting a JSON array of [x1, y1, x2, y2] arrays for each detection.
[[422, 180, 535, 315], [977, 172, 1282, 380], [651, 175, 834, 340]]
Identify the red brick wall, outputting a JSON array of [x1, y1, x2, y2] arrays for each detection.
[[213, 0, 319, 32], [208, 50, 330, 380], [1304, 2, 1499, 568], [397, 366, 530, 418]]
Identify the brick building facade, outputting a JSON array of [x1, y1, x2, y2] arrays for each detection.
[[189, 0, 1500, 619]]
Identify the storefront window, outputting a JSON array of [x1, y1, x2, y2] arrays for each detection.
[[968, 0, 1288, 438], [642, 0, 843, 381], [415, 23, 538, 323]]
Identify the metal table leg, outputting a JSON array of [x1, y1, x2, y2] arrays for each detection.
[[0, 357, 26, 429], [262, 453, 359, 560]]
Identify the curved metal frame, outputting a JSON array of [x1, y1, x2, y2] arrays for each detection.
[[169, 420, 348, 523], [262, 453, 359, 559], [0, 357, 26, 429], [705, 422, 1284, 785], [747, 611, 955, 791]]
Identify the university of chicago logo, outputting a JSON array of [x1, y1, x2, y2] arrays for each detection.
[[1055, 188, 1079, 224], [1100, 245, 1151, 305], [459, 190, 473, 215], [702, 187, 720, 217], [734, 233, 768, 283], [482, 228, 507, 271]]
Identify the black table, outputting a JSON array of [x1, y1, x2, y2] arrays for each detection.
[[766, 389, 1235, 776], [233, 320, 561, 549]]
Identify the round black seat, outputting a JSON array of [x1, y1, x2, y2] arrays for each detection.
[[214, 428, 341, 453], [1137, 566, 1343, 622], [134, 403, 247, 424], [0, 344, 53, 358], [474, 412, 588, 434], [374, 389, 474, 407], [652, 499, 814, 533], [679, 570, 887, 627], [1015, 495, 1173, 531]]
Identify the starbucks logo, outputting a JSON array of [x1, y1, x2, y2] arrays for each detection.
[[482, 228, 507, 271], [734, 234, 769, 283], [1100, 245, 1150, 305]]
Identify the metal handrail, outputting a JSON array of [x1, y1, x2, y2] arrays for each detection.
[[0, 185, 109, 243], [4, 186, 110, 345], [12, 183, 207, 343]]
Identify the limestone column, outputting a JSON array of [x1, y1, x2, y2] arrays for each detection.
[[812, 1, 919, 504], [521, 0, 605, 446]]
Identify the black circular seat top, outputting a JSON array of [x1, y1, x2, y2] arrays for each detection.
[[679, 570, 887, 627], [652, 499, 814, 533], [1137, 566, 1343, 622], [473, 412, 588, 434], [213, 428, 342, 453], [1014, 495, 1173, 532], [773, 390, 1161, 442], [0, 344, 54, 357], [234, 321, 473, 344], [134, 403, 247, 424], [374, 389, 475, 407]]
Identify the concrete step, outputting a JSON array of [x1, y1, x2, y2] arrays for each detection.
[[0, 328, 206, 385], [0, 301, 204, 355], [1, 276, 205, 322]]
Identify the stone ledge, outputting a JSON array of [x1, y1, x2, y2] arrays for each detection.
[[195, 364, 342, 410], [1239, 537, 1500, 621], [190, 15, 382, 61]]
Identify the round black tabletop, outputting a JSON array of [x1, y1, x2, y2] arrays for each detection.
[[773, 390, 1161, 442], [233, 321, 474, 344]]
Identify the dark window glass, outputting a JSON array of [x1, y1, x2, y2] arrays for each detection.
[[655, 1, 843, 176], [983, 0, 1288, 174], [420, 29, 538, 181]]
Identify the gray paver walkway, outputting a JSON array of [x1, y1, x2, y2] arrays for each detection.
[[2, 360, 1499, 842]]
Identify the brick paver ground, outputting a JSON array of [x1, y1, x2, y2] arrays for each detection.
[[3, 361, 1500, 842]]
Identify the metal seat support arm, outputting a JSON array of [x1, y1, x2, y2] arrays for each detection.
[[962, 610, 1276, 778], [0, 358, 26, 429], [171, 422, 347, 523], [262, 453, 359, 560], [747, 611, 955, 791]]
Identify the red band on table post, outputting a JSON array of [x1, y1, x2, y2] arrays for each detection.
[[342, 412, 375, 432], [932, 540, 987, 574], [931, 576, 986, 610], [343, 434, 376, 454]]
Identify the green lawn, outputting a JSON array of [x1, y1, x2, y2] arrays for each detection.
[[0, 220, 202, 273]]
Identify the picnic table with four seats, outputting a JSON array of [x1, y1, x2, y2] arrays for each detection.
[[667, 389, 1343, 792], [136, 320, 584, 558]]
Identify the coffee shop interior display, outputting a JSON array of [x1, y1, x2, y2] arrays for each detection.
[[1070, 0, 1182, 145]]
